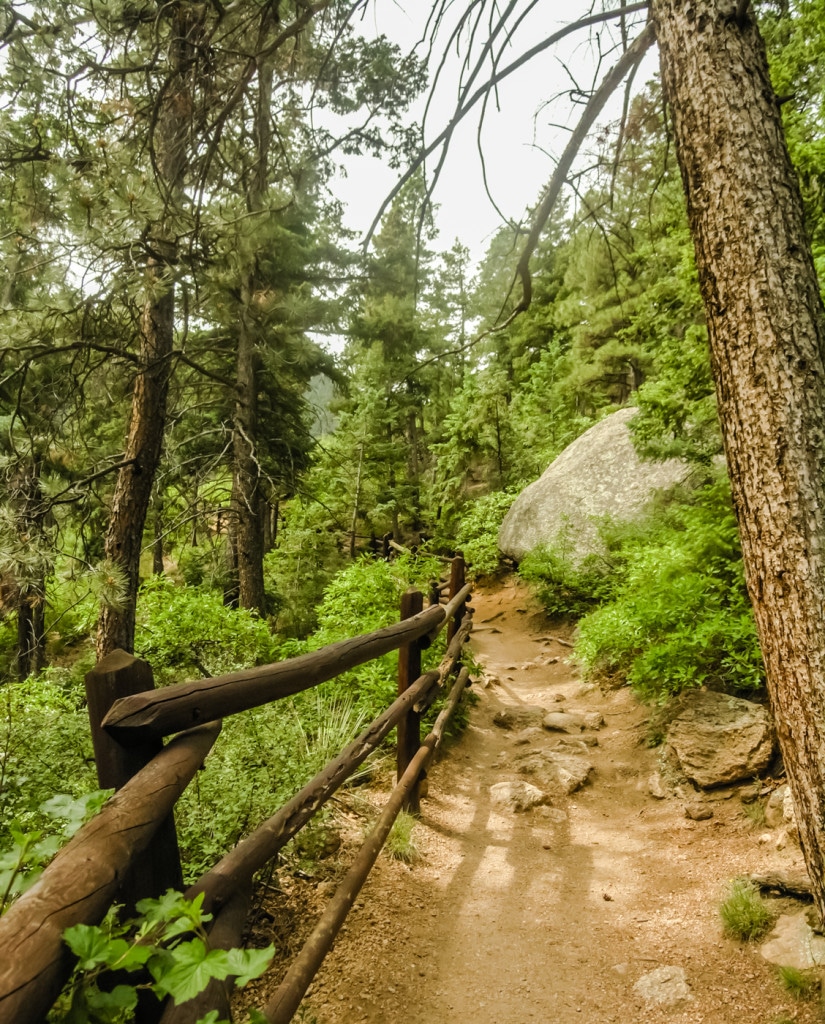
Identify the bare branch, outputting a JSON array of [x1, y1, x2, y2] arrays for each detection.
[[512, 22, 655, 314], [366, 1, 650, 245]]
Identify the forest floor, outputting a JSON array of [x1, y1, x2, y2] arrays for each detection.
[[242, 577, 821, 1024]]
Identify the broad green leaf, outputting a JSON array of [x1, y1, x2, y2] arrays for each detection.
[[150, 939, 232, 1004], [223, 945, 275, 987], [63, 924, 112, 968]]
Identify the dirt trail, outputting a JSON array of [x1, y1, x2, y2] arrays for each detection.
[[266, 579, 817, 1023]]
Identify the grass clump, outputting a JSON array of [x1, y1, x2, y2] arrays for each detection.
[[741, 799, 767, 828], [385, 811, 420, 864], [719, 878, 773, 941], [776, 965, 821, 1001]]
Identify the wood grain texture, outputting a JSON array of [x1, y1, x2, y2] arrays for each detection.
[[103, 604, 445, 741]]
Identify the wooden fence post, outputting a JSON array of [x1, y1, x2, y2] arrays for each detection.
[[446, 554, 466, 644], [85, 650, 184, 909], [397, 589, 423, 814]]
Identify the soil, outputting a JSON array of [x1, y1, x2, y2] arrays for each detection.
[[242, 577, 820, 1024]]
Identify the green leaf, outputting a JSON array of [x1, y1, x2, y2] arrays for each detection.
[[223, 945, 275, 987], [63, 924, 113, 969], [195, 1012, 230, 1024], [150, 938, 233, 1005]]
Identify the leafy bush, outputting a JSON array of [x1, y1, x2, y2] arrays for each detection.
[[574, 480, 764, 699], [0, 673, 97, 848], [518, 540, 619, 619], [453, 489, 518, 578], [719, 878, 773, 941], [54, 890, 272, 1022], [135, 577, 277, 683]]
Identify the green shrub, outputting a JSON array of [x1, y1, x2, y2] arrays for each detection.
[[719, 878, 773, 941], [135, 577, 277, 684], [0, 673, 97, 848], [776, 965, 820, 1001], [574, 479, 764, 699], [519, 545, 618, 619], [453, 489, 518, 578]]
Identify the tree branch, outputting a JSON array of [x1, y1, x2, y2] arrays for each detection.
[[366, 1, 650, 245], [512, 22, 655, 314]]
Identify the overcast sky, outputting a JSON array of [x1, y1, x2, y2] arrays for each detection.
[[330, 2, 657, 264]]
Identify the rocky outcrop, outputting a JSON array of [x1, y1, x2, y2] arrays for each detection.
[[498, 407, 691, 562], [665, 690, 774, 787]]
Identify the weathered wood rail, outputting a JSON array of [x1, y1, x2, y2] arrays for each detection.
[[0, 555, 473, 1024]]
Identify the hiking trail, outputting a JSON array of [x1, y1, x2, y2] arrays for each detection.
[[246, 577, 815, 1024]]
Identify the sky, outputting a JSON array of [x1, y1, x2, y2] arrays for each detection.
[[328, 2, 658, 264]]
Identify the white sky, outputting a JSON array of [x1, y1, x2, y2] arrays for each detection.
[[331, 2, 658, 263]]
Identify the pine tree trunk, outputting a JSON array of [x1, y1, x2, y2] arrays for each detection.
[[652, 0, 825, 917], [96, 6, 198, 657], [232, 319, 267, 614], [97, 271, 174, 656], [13, 459, 47, 679]]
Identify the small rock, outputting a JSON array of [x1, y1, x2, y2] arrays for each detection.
[[758, 832, 773, 845], [784, 787, 798, 833], [647, 773, 668, 799], [512, 726, 544, 746], [684, 802, 713, 821], [765, 784, 788, 828], [490, 781, 547, 812], [535, 806, 568, 823], [581, 711, 605, 730], [493, 711, 515, 730], [665, 690, 774, 787], [633, 966, 693, 1007], [542, 711, 585, 734], [761, 912, 825, 969], [550, 693, 566, 703], [482, 674, 501, 689], [739, 784, 760, 804]]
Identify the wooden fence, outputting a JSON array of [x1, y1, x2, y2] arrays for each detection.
[[0, 556, 473, 1024]]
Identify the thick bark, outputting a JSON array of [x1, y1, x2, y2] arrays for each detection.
[[97, 275, 174, 656], [229, 50, 275, 616], [96, 6, 197, 657], [652, 0, 825, 916]]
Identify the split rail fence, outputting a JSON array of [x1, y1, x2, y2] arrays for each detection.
[[0, 556, 473, 1024]]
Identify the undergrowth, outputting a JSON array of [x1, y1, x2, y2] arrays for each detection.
[[515, 477, 765, 702], [719, 878, 773, 941]]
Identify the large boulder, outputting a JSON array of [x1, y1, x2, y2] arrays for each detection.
[[498, 407, 691, 562], [665, 690, 774, 787]]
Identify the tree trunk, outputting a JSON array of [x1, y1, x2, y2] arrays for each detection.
[[232, 319, 267, 614], [96, 5, 198, 657], [97, 270, 175, 656], [12, 459, 47, 680], [652, 0, 825, 917]]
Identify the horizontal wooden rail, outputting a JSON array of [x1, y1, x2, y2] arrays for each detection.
[[0, 722, 220, 1024], [440, 582, 472, 629], [264, 666, 471, 1024], [187, 668, 440, 915], [103, 603, 446, 742], [414, 611, 474, 714]]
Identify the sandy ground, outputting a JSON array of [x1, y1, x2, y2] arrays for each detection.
[[243, 578, 820, 1024]]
